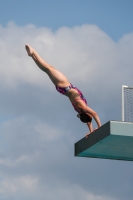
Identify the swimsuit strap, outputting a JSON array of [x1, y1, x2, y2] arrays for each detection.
[[72, 98, 83, 105], [64, 85, 72, 92]]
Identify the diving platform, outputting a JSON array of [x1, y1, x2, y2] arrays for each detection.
[[74, 121, 133, 161]]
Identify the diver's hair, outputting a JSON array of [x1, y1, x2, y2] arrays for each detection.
[[78, 113, 92, 123]]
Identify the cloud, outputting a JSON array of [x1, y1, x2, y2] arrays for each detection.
[[0, 22, 133, 200], [1, 22, 133, 122], [0, 175, 116, 200]]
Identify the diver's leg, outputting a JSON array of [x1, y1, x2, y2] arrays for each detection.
[[25, 44, 70, 86]]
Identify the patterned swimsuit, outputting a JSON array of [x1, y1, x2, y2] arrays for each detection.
[[56, 83, 87, 112]]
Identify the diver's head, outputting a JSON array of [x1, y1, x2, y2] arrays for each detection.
[[77, 113, 92, 123]]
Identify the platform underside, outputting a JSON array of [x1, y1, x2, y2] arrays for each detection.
[[75, 121, 133, 161]]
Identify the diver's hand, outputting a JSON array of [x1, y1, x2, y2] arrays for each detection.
[[85, 128, 98, 138], [85, 132, 92, 138]]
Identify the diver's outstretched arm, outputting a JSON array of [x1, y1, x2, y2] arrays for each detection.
[[82, 105, 101, 129]]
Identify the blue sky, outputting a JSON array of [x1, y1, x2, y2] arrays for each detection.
[[0, 1, 133, 200], [0, 0, 133, 40]]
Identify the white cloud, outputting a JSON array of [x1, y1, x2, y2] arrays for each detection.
[[0, 176, 116, 200], [0, 22, 133, 200], [0, 175, 39, 199], [1, 22, 133, 119], [0, 22, 133, 91]]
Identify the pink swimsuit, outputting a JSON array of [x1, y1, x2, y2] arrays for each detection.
[[56, 83, 87, 112]]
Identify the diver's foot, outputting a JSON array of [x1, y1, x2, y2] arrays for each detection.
[[25, 44, 34, 56]]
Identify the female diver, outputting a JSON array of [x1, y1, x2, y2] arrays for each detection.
[[25, 44, 101, 137]]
